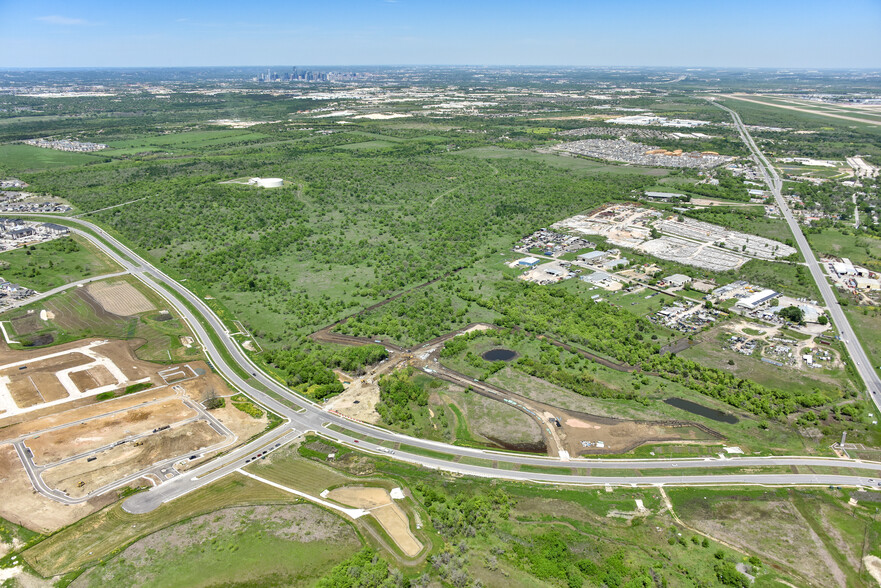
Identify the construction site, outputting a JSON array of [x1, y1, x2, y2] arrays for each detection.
[[0, 338, 269, 532], [552, 204, 796, 271]]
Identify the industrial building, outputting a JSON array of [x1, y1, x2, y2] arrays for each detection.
[[644, 191, 685, 201], [517, 257, 541, 267], [577, 250, 608, 263], [603, 258, 629, 270], [735, 289, 779, 310], [663, 274, 692, 288]]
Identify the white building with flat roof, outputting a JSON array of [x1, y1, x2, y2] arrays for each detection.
[[735, 288, 778, 310]]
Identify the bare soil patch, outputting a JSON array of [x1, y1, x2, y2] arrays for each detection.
[[86, 281, 155, 316], [0, 444, 109, 533], [0, 384, 178, 441], [68, 365, 116, 393], [26, 398, 196, 466], [327, 486, 423, 557], [865, 555, 881, 587], [325, 355, 408, 424], [43, 420, 224, 498], [7, 378, 45, 408]]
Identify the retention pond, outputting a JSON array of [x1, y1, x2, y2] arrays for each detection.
[[664, 397, 739, 424], [481, 348, 518, 362]]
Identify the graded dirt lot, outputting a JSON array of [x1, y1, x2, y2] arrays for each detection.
[[86, 281, 155, 316], [26, 398, 197, 466], [0, 444, 111, 533], [561, 414, 713, 455], [326, 486, 423, 557], [69, 365, 117, 392], [43, 420, 225, 498], [0, 343, 265, 532], [324, 355, 408, 424], [0, 384, 178, 440], [0, 339, 167, 416]]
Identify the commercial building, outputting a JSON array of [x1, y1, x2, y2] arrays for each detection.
[[517, 257, 540, 267]]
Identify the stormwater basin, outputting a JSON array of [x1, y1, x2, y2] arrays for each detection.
[[481, 348, 518, 362], [664, 397, 739, 424]]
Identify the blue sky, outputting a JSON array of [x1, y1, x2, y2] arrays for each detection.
[[1, 0, 879, 68]]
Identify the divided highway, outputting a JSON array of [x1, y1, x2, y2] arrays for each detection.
[[16, 195, 881, 513], [714, 101, 881, 415]]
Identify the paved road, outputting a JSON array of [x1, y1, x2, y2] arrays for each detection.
[[714, 100, 881, 416], [10, 215, 881, 514]]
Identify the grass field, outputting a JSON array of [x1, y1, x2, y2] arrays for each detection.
[[451, 146, 670, 176], [72, 503, 359, 588], [22, 474, 315, 577], [103, 130, 268, 154], [807, 228, 881, 267], [1, 275, 201, 362], [243, 444, 352, 495], [0, 235, 121, 291], [669, 486, 881, 587], [0, 144, 104, 171]]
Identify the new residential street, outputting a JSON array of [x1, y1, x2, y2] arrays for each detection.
[[16, 129, 881, 512]]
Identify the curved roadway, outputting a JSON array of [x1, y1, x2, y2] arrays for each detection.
[[16, 195, 881, 514]]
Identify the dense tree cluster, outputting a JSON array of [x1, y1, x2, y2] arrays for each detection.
[[376, 368, 428, 425], [264, 343, 387, 399], [316, 548, 402, 588], [416, 484, 512, 538]]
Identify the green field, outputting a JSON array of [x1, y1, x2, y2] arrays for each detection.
[[0, 144, 105, 171], [808, 227, 881, 268], [73, 504, 359, 588], [1, 275, 201, 362], [0, 235, 121, 291], [452, 145, 670, 175], [670, 486, 881, 587], [103, 129, 268, 155], [22, 474, 314, 577]]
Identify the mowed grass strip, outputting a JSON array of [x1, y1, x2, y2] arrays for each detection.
[[244, 445, 351, 495]]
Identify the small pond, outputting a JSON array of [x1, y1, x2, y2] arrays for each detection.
[[481, 348, 518, 362], [664, 397, 739, 424]]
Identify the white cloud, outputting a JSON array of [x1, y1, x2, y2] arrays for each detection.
[[36, 15, 92, 26]]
